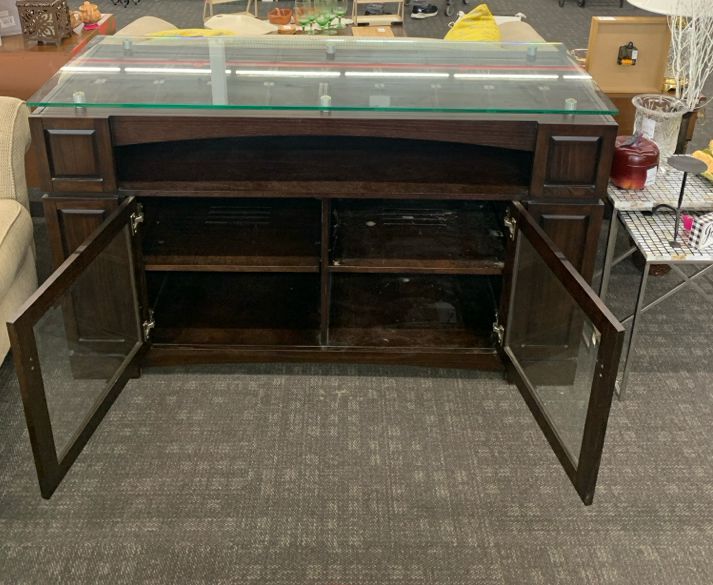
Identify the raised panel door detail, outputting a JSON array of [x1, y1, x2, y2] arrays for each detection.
[[529, 202, 604, 280], [545, 136, 601, 186], [43, 197, 119, 267], [530, 124, 617, 200], [31, 117, 116, 194], [46, 129, 100, 178]]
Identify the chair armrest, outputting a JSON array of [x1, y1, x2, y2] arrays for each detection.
[[0, 97, 31, 211]]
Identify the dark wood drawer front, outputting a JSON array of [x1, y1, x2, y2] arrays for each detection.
[[31, 118, 116, 194]]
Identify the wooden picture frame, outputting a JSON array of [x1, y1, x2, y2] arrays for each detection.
[[586, 16, 670, 94]]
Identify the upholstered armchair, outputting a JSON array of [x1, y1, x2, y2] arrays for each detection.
[[0, 97, 38, 360]]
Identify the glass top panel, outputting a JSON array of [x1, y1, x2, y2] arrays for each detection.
[[28, 36, 618, 115]]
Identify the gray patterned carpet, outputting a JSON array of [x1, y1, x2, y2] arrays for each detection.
[[2, 1, 713, 583]]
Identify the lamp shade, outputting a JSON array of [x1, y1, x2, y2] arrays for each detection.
[[627, 0, 713, 16]]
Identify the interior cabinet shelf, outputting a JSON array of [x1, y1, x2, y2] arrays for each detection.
[[147, 272, 321, 346], [330, 200, 506, 275], [329, 274, 500, 349], [141, 198, 506, 351], [142, 198, 321, 272]]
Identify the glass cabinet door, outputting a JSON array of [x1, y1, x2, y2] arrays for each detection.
[[501, 202, 624, 505], [6, 197, 147, 499]]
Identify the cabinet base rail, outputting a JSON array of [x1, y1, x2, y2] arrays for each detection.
[[143, 344, 504, 370]]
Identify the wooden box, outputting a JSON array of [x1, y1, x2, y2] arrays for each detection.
[[16, 0, 71, 45]]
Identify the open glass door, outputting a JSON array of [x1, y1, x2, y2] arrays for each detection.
[[6, 197, 148, 499], [501, 202, 625, 505]]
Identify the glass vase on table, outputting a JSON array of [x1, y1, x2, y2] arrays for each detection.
[[632, 94, 688, 174]]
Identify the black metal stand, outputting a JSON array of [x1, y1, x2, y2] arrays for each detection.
[[651, 155, 707, 247]]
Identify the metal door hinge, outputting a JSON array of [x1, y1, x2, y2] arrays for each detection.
[[130, 204, 144, 236], [492, 320, 505, 346], [142, 309, 155, 341], [504, 211, 517, 240]]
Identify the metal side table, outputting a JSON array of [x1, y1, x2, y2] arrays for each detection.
[[600, 172, 713, 400]]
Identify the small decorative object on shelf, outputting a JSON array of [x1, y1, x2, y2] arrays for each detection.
[[689, 212, 713, 250], [610, 134, 660, 190], [68, 8, 81, 28], [16, 0, 72, 45], [652, 154, 708, 246], [109, 0, 140, 6], [617, 41, 638, 65], [268, 7, 292, 24], [78, 0, 100, 28]]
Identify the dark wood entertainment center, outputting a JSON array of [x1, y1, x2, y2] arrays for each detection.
[[8, 36, 625, 504]]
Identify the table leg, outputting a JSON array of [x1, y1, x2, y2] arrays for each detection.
[[617, 263, 649, 401], [599, 208, 619, 301]]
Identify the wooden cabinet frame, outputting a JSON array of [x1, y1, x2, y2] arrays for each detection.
[[8, 111, 624, 503]]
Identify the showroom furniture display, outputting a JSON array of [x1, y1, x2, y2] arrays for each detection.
[[10, 36, 624, 504], [600, 169, 713, 399], [559, 0, 623, 7], [0, 13, 115, 194], [115, 16, 176, 35], [203, 0, 257, 21], [0, 98, 38, 360], [352, 0, 403, 26], [114, 12, 542, 41]]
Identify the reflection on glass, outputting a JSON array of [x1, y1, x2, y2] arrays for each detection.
[[28, 37, 618, 115], [507, 236, 600, 465], [35, 226, 140, 458], [295, 1, 315, 34], [334, 0, 347, 29]]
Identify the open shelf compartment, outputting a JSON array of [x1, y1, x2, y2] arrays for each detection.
[[328, 273, 501, 349], [141, 198, 321, 272], [147, 272, 321, 346], [117, 136, 533, 199], [331, 199, 506, 274]]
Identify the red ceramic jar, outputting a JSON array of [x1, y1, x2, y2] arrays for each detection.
[[610, 135, 660, 190]]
